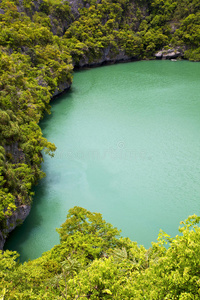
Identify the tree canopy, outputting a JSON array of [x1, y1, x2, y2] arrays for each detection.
[[1, 207, 200, 299]]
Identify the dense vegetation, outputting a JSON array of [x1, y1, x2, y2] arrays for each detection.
[[1, 207, 200, 299], [0, 0, 199, 298], [0, 0, 73, 231]]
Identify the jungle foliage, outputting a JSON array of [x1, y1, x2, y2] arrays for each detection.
[[0, 0, 73, 229], [1, 207, 200, 299]]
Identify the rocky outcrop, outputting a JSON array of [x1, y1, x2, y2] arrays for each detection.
[[67, 0, 98, 19], [4, 143, 25, 164], [0, 143, 28, 249], [155, 48, 183, 60], [75, 47, 136, 68], [52, 81, 72, 97], [0, 205, 31, 250], [6, 205, 31, 233], [0, 232, 5, 250], [16, 0, 43, 14]]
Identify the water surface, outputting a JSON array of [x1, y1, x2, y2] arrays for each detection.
[[5, 60, 200, 261]]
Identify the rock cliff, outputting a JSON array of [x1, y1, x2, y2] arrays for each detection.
[[155, 47, 185, 60], [0, 205, 31, 250]]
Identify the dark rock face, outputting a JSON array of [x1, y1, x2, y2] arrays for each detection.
[[0, 205, 31, 250], [75, 47, 136, 68], [4, 143, 25, 164], [67, 0, 98, 19], [67, 0, 84, 19], [0, 232, 5, 250], [52, 81, 71, 97], [16, 0, 43, 14], [0, 143, 28, 249], [6, 205, 31, 233]]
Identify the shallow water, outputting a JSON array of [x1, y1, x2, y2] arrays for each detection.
[[5, 60, 200, 261]]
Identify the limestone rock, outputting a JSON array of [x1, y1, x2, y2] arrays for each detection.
[[4, 142, 25, 164], [0, 205, 31, 250], [0, 232, 5, 250], [163, 50, 181, 59], [75, 47, 135, 68], [52, 81, 71, 97], [155, 51, 163, 59], [155, 48, 182, 60], [6, 205, 31, 233]]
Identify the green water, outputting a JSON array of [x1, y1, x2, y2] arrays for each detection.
[[5, 60, 200, 261]]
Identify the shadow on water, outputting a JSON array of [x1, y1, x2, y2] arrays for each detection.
[[4, 178, 49, 262], [39, 87, 75, 131]]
